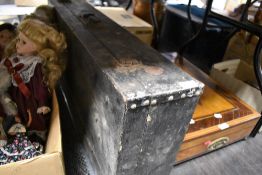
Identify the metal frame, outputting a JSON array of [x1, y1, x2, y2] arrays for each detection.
[[178, 0, 262, 136]]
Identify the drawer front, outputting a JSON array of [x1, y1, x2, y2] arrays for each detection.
[[176, 118, 259, 163]]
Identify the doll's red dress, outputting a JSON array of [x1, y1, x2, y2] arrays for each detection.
[[4, 55, 51, 137]]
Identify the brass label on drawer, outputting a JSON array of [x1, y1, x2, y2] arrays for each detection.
[[207, 137, 230, 151]]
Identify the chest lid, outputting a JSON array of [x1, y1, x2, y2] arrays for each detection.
[[53, 1, 204, 109]]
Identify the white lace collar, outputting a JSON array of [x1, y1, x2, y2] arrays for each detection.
[[7, 54, 42, 86]]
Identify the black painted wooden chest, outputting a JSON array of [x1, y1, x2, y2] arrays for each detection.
[[51, 1, 204, 174]]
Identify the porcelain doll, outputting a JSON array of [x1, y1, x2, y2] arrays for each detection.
[[0, 63, 18, 133], [0, 64, 18, 146], [24, 5, 57, 28], [0, 64, 17, 118], [2, 19, 66, 141], [0, 23, 16, 60]]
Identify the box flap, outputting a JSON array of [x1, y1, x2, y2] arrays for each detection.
[[211, 60, 262, 112], [45, 91, 62, 153], [235, 60, 257, 87]]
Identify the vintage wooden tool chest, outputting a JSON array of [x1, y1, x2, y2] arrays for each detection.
[[51, 0, 203, 175], [175, 60, 260, 163]]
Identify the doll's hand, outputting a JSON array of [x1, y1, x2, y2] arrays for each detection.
[[37, 106, 51, 115]]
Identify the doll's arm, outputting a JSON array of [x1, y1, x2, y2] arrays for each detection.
[[32, 64, 51, 114], [37, 106, 50, 114]]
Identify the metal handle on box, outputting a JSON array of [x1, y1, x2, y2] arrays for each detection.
[[205, 137, 229, 151], [78, 10, 101, 25]]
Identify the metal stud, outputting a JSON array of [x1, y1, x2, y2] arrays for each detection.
[[181, 93, 186, 98], [168, 95, 174, 101], [119, 145, 122, 151], [130, 104, 137, 109], [142, 100, 150, 106], [146, 114, 152, 122], [195, 90, 202, 96], [151, 99, 157, 105]]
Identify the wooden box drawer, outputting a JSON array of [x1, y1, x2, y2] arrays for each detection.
[[175, 59, 260, 163], [176, 117, 259, 163]]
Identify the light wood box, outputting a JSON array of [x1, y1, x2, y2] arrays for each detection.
[[96, 7, 153, 45], [0, 92, 65, 175], [15, 0, 48, 7], [175, 60, 260, 163]]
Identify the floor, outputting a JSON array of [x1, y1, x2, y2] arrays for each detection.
[[170, 133, 262, 175]]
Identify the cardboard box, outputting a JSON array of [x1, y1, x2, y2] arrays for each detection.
[[223, 31, 259, 65], [0, 92, 65, 175], [210, 59, 262, 112], [224, 0, 246, 12], [15, 0, 48, 7], [95, 7, 153, 45]]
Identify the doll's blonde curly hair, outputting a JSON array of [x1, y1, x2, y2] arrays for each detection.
[[5, 19, 67, 89]]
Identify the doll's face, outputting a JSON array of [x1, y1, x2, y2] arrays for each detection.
[[16, 32, 37, 56], [0, 29, 15, 48]]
